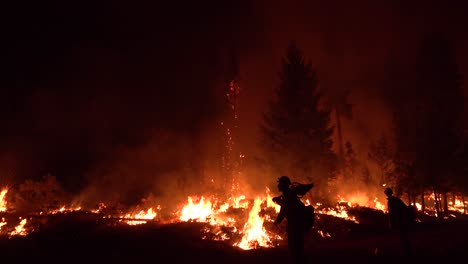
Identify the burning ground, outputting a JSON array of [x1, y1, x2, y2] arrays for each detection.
[[1, 181, 467, 263]]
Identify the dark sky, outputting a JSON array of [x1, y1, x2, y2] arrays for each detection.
[[2, 1, 468, 200]]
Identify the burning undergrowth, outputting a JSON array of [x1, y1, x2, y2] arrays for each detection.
[[1, 175, 467, 251], [0, 181, 373, 249]]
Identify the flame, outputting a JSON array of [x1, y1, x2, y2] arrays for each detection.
[[49, 206, 82, 214], [337, 195, 351, 206], [10, 218, 27, 236], [3, 179, 465, 249], [318, 195, 358, 223], [319, 206, 358, 223], [122, 207, 158, 225], [178, 195, 248, 226], [448, 197, 467, 214], [231, 195, 249, 209], [234, 197, 282, 250], [177, 190, 282, 247], [374, 197, 386, 211], [179, 196, 214, 222], [265, 188, 281, 213], [317, 194, 390, 223]]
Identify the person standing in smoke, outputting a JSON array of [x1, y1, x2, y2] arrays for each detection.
[[273, 176, 314, 264], [384, 187, 412, 257]]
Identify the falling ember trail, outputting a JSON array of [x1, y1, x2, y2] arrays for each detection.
[[0, 188, 8, 212]]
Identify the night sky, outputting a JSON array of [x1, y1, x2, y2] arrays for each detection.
[[2, 1, 468, 202]]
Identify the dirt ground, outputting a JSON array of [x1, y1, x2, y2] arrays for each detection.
[[1, 213, 467, 264]]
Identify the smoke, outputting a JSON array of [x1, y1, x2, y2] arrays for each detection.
[[73, 129, 194, 205], [2, 0, 468, 208], [234, 0, 468, 204], [1, 1, 265, 197]]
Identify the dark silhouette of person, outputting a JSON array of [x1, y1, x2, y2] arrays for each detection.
[[384, 187, 411, 257], [273, 176, 311, 264]]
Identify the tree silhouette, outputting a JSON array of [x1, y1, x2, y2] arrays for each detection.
[[330, 90, 353, 168], [413, 33, 464, 216], [382, 52, 422, 198], [384, 33, 464, 215], [259, 42, 337, 196]]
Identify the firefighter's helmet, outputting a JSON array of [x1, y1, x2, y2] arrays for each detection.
[[277, 176, 291, 190], [384, 187, 393, 196]]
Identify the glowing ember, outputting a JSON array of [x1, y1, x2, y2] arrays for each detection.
[[317, 229, 331, 238], [234, 197, 282, 250]]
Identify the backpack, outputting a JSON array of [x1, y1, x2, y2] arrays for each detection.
[[291, 182, 315, 231], [406, 205, 417, 223], [303, 205, 315, 231], [291, 183, 314, 197]]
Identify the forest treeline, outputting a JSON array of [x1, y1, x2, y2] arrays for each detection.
[[259, 33, 467, 217]]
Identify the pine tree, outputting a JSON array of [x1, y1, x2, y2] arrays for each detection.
[[259, 42, 337, 194]]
